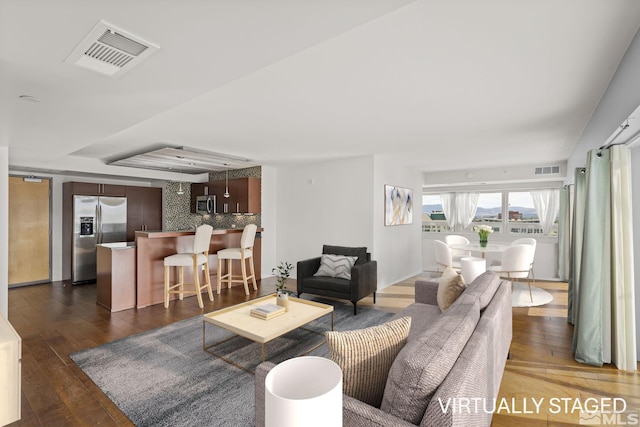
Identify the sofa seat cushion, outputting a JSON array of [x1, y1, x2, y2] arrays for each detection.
[[326, 316, 411, 408], [323, 245, 368, 265], [463, 271, 501, 309], [391, 303, 442, 342], [380, 298, 481, 424]]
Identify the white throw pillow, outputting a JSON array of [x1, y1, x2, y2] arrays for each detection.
[[314, 254, 357, 279]]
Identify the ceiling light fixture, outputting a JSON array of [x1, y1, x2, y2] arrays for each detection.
[[176, 164, 185, 195], [224, 167, 230, 198]]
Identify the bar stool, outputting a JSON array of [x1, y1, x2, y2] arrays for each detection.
[[217, 224, 258, 295], [163, 224, 214, 309]]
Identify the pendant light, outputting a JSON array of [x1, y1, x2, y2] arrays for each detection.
[[176, 163, 185, 195], [224, 168, 230, 198]]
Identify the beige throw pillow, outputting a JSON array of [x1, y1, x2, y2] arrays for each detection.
[[325, 316, 411, 408], [437, 267, 466, 311]]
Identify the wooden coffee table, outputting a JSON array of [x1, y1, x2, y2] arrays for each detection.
[[202, 294, 333, 371]]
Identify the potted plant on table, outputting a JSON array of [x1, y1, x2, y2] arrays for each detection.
[[272, 261, 294, 310], [473, 224, 494, 248]]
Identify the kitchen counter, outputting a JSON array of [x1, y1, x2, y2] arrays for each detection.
[[135, 228, 252, 238], [96, 243, 136, 312], [134, 227, 262, 308]]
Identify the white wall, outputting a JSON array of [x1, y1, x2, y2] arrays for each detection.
[[373, 154, 423, 287], [0, 148, 8, 317], [260, 165, 277, 279], [273, 156, 375, 279], [566, 28, 640, 360]]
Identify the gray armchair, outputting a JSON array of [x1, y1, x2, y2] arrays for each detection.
[[297, 245, 377, 315]]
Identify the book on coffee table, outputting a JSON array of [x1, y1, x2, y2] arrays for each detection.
[[250, 303, 286, 320]]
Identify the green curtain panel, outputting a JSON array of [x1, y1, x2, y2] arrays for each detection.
[[574, 149, 611, 366], [572, 146, 637, 370], [557, 186, 571, 282], [568, 168, 586, 327]]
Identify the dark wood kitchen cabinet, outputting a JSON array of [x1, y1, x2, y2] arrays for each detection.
[[65, 181, 126, 196], [230, 177, 261, 214], [125, 186, 162, 240]]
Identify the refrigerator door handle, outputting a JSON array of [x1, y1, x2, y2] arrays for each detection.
[[96, 204, 102, 244]]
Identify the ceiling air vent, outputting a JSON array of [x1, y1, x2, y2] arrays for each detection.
[[64, 20, 159, 78], [534, 165, 560, 175]]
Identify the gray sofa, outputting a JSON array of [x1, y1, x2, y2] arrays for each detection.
[[255, 271, 512, 427]]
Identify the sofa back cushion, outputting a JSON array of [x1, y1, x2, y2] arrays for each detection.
[[380, 298, 480, 424], [323, 245, 368, 265], [463, 271, 501, 309]]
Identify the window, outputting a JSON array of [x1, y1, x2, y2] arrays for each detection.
[[421, 194, 450, 233], [466, 192, 502, 233], [422, 189, 559, 236], [507, 192, 540, 234]]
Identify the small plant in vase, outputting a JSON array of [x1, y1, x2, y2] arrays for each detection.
[[473, 224, 493, 247], [272, 261, 293, 309]]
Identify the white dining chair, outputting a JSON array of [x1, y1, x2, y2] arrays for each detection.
[[434, 240, 461, 272], [163, 224, 214, 309], [217, 224, 258, 295], [492, 238, 537, 286], [444, 235, 471, 262], [488, 244, 535, 302]]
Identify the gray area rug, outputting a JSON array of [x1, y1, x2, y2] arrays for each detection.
[[70, 298, 393, 427]]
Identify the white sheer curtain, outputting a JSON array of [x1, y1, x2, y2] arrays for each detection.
[[610, 146, 636, 371], [439, 193, 479, 229], [531, 189, 560, 235], [439, 193, 456, 229], [455, 192, 479, 229]]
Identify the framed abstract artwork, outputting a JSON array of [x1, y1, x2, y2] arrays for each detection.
[[385, 184, 413, 226]]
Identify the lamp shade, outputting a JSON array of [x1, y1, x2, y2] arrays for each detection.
[[265, 356, 342, 427]]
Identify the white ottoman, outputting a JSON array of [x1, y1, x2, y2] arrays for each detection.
[[461, 256, 486, 284]]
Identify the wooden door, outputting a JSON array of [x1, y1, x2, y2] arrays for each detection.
[[9, 176, 51, 285]]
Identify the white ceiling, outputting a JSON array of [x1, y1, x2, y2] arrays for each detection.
[[2, 0, 640, 182]]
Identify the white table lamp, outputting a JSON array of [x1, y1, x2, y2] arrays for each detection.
[[265, 356, 342, 427]]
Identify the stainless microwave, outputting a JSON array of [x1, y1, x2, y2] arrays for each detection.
[[196, 195, 216, 215]]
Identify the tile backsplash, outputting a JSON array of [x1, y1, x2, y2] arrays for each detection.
[[164, 166, 261, 231]]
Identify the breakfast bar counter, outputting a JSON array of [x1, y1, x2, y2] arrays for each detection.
[[135, 228, 262, 308]]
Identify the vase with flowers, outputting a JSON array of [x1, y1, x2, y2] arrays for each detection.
[[272, 261, 293, 310], [473, 224, 493, 247]]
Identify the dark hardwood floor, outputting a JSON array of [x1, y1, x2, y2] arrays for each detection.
[[8, 279, 278, 427], [7, 276, 639, 426]]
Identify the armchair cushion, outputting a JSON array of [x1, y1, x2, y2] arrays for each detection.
[[326, 317, 411, 408], [323, 245, 368, 265], [314, 254, 358, 279]]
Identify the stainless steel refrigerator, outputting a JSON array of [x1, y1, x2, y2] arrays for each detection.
[[72, 195, 127, 284]]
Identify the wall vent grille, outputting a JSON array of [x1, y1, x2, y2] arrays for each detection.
[[534, 165, 561, 175], [64, 20, 159, 78]]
